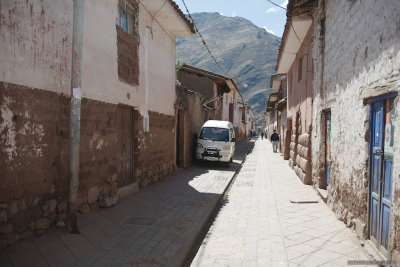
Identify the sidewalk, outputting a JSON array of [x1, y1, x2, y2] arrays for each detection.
[[191, 139, 374, 267], [0, 140, 255, 267]]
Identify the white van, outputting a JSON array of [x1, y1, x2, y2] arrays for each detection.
[[196, 120, 235, 165]]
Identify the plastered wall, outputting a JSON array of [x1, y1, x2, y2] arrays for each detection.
[[0, 0, 178, 116], [81, 0, 177, 116], [311, 0, 400, 258], [287, 27, 313, 136], [0, 0, 73, 94]]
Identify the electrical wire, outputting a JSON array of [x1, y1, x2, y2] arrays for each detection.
[[181, 0, 279, 107], [181, 0, 230, 77], [266, 0, 287, 10], [291, 23, 302, 43], [150, 0, 168, 38]]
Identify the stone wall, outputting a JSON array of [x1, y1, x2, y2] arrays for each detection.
[[311, 0, 400, 259], [293, 133, 311, 184], [0, 82, 124, 248], [0, 81, 179, 249], [0, 82, 69, 249]]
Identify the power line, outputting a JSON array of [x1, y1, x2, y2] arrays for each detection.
[[266, 0, 287, 10], [290, 23, 301, 43], [181, 0, 230, 77], [181, 0, 277, 105]]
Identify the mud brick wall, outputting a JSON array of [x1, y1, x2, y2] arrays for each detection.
[[134, 111, 176, 187], [77, 98, 121, 214], [116, 25, 139, 86], [0, 82, 125, 249], [0, 82, 70, 249]]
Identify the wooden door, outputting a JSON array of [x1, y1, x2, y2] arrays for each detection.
[[229, 103, 233, 123], [118, 106, 134, 187], [369, 96, 395, 256]]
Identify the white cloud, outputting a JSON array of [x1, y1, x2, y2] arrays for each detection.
[[266, 0, 288, 13], [219, 12, 224, 16], [263, 26, 275, 35], [232, 12, 236, 17], [266, 7, 277, 14], [280, 0, 288, 8]]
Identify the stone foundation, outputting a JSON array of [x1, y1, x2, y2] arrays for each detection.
[[293, 133, 311, 184]]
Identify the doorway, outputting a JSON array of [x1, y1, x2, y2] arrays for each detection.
[[369, 94, 396, 256], [176, 110, 185, 167], [324, 110, 331, 189], [117, 106, 134, 187]]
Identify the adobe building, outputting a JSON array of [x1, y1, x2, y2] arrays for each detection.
[[270, 74, 288, 157], [176, 64, 244, 167], [0, 0, 193, 248], [311, 0, 400, 261], [275, 0, 316, 184]]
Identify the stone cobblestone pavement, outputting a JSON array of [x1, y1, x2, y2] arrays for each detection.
[[191, 139, 376, 267], [0, 141, 254, 267]]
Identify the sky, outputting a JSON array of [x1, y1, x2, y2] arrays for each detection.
[[175, 0, 288, 37]]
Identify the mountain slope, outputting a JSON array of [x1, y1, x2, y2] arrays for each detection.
[[176, 12, 280, 121]]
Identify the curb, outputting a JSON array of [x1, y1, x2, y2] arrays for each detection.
[[181, 141, 254, 267]]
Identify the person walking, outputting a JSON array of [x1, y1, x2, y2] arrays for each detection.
[[260, 131, 264, 140], [270, 129, 279, 153]]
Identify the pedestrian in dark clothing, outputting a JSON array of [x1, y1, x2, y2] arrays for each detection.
[[260, 131, 264, 139], [271, 130, 279, 153]]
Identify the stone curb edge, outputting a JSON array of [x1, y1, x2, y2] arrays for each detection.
[[179, 141, 255, 267]]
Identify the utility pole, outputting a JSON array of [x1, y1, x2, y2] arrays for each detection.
[[67, 0, 84, 234]]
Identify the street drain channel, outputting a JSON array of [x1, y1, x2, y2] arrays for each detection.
[[290, 198, 319, 204], [126, 217, 157, 226]]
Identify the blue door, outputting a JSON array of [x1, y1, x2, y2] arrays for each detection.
[[369, 96, 395, 255], [324, 111, 331, 189]]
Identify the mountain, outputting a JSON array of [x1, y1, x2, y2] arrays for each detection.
[[176, 12, 281, 123]]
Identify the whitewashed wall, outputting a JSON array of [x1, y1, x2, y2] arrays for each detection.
[[311, 0, 400, 257], [0, 0, 73, 94], [82, 0, 178, 116]]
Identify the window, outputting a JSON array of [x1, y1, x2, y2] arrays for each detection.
[[297, 56, 303, 81], [199, 127, 229, 142], [119, 0, 138, 36], [117, 0, 139, 86]]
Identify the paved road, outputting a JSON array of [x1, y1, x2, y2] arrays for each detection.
[[0, 140, 255, 267], [190, 139, 374, 267]]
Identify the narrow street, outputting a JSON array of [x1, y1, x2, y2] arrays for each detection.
[[0, 141, 253, 267], [0, 139, 377, 267], [190, 139, 374, 267]]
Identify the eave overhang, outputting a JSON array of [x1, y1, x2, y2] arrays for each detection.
[[275, 0, 317, 74], [140, 0, 195, 37]]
